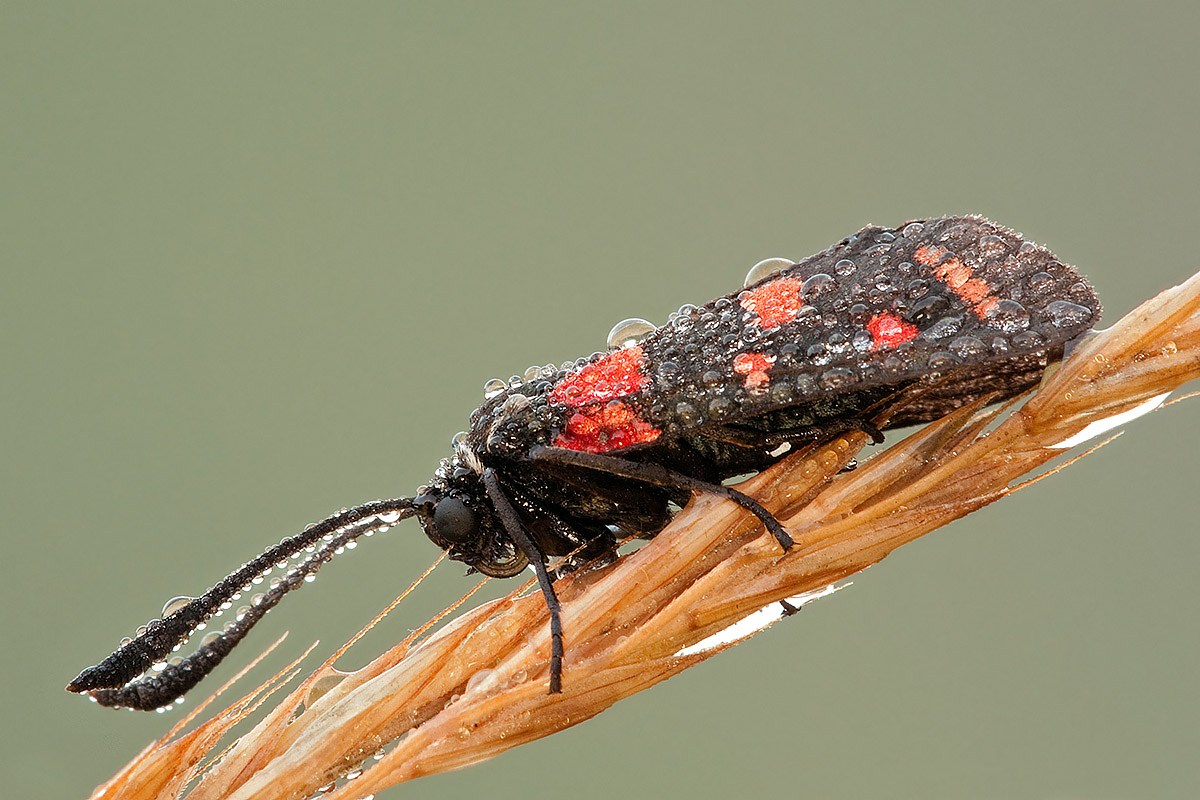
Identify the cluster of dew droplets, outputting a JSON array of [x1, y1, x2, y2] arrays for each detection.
[[481, 361, 561, 401], [308, 744, 393, 800]]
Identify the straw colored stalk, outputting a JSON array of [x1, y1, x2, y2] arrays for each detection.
[[91, 270, 1200, 800]]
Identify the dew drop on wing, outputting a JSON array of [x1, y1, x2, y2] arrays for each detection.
[[802, 273, 835, 299], [950, 335, 988, 359], [1028, 271, 1055, 293], [743, 257, 792, 288], [987, 299, 1031, 334], [978, 233, 1008, 257], [1043, 299, 1094, 328]]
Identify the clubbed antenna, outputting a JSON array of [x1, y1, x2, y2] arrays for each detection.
[[67, 498, 416, 710]]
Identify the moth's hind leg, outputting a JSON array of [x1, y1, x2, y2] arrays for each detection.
[[527, 446, 795, 551]]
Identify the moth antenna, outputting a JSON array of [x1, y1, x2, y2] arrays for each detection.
[[67, 498, 416, 710]]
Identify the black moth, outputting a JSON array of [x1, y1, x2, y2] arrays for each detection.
[[69, 216, 1100, 710]]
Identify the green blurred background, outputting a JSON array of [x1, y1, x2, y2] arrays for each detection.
[[5, 3, 1198, 798]]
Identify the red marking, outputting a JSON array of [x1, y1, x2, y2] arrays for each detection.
[[867, 313, 919, 350], [933, 258, 999, 317], [550, 346, 649, 408], [733, 351, 774, 389], [913, 244, 946, 266], [740, 277, 804, 329], [915, 245, 1001, 319], [553, 401, 661, 453]]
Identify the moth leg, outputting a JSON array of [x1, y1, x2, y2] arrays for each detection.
[[482, 469, 565, 694], [527, 446, 794, 550]]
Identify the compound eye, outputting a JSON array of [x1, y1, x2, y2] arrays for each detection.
[[433, 497, 477, 545]]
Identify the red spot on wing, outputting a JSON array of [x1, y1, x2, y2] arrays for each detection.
[[733, 351, 774, 389], [913, 244, 947, 266], [740, 277, 804, 330], [550, 346, 649, 408], [933, 258, 999, 317], [867, 313, 919, 350], [915, 245, 1002, 319], [553, 401, 661, 453]]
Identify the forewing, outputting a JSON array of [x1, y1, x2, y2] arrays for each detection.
[[541, 216, 1100, 454]]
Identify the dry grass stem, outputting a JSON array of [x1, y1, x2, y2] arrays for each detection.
[[90, 270, 1200, 800]]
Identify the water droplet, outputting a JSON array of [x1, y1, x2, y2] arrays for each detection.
[[820, 368, 858, 389], [605, 317, 656, 350], [708, 396, 733, 419], [806, 343, 831, 366], [875, 230, 897, 243], [986, 298, 1030, 333], [874, 273, 899, 292], [906, 294, 949, 325], [902, 222, 924, 238], [922, 316, 964, 341], [978, 234, 1007, 257], [1013, 330, 1046, 349], [1043, 300, 1092, 328], [949, 335, 987, 359], [466, 668, 495, 693], [202, 631, 221, 646], [483, 378, 507, 399], [345, 769, 363, 781], [795, 374, 818, 395], [743, 258, 792, 287], [675, 402, 700, 426], [928, 351, 961, 370], [801, 273, 835, 298], [1028, 271, 1054, 293], [848, 303, 870, 325], [161, 596, 195, 618], [834, 258, 856, 276]]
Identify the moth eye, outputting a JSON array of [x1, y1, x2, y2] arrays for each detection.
[[433, 497, 477, 544]]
